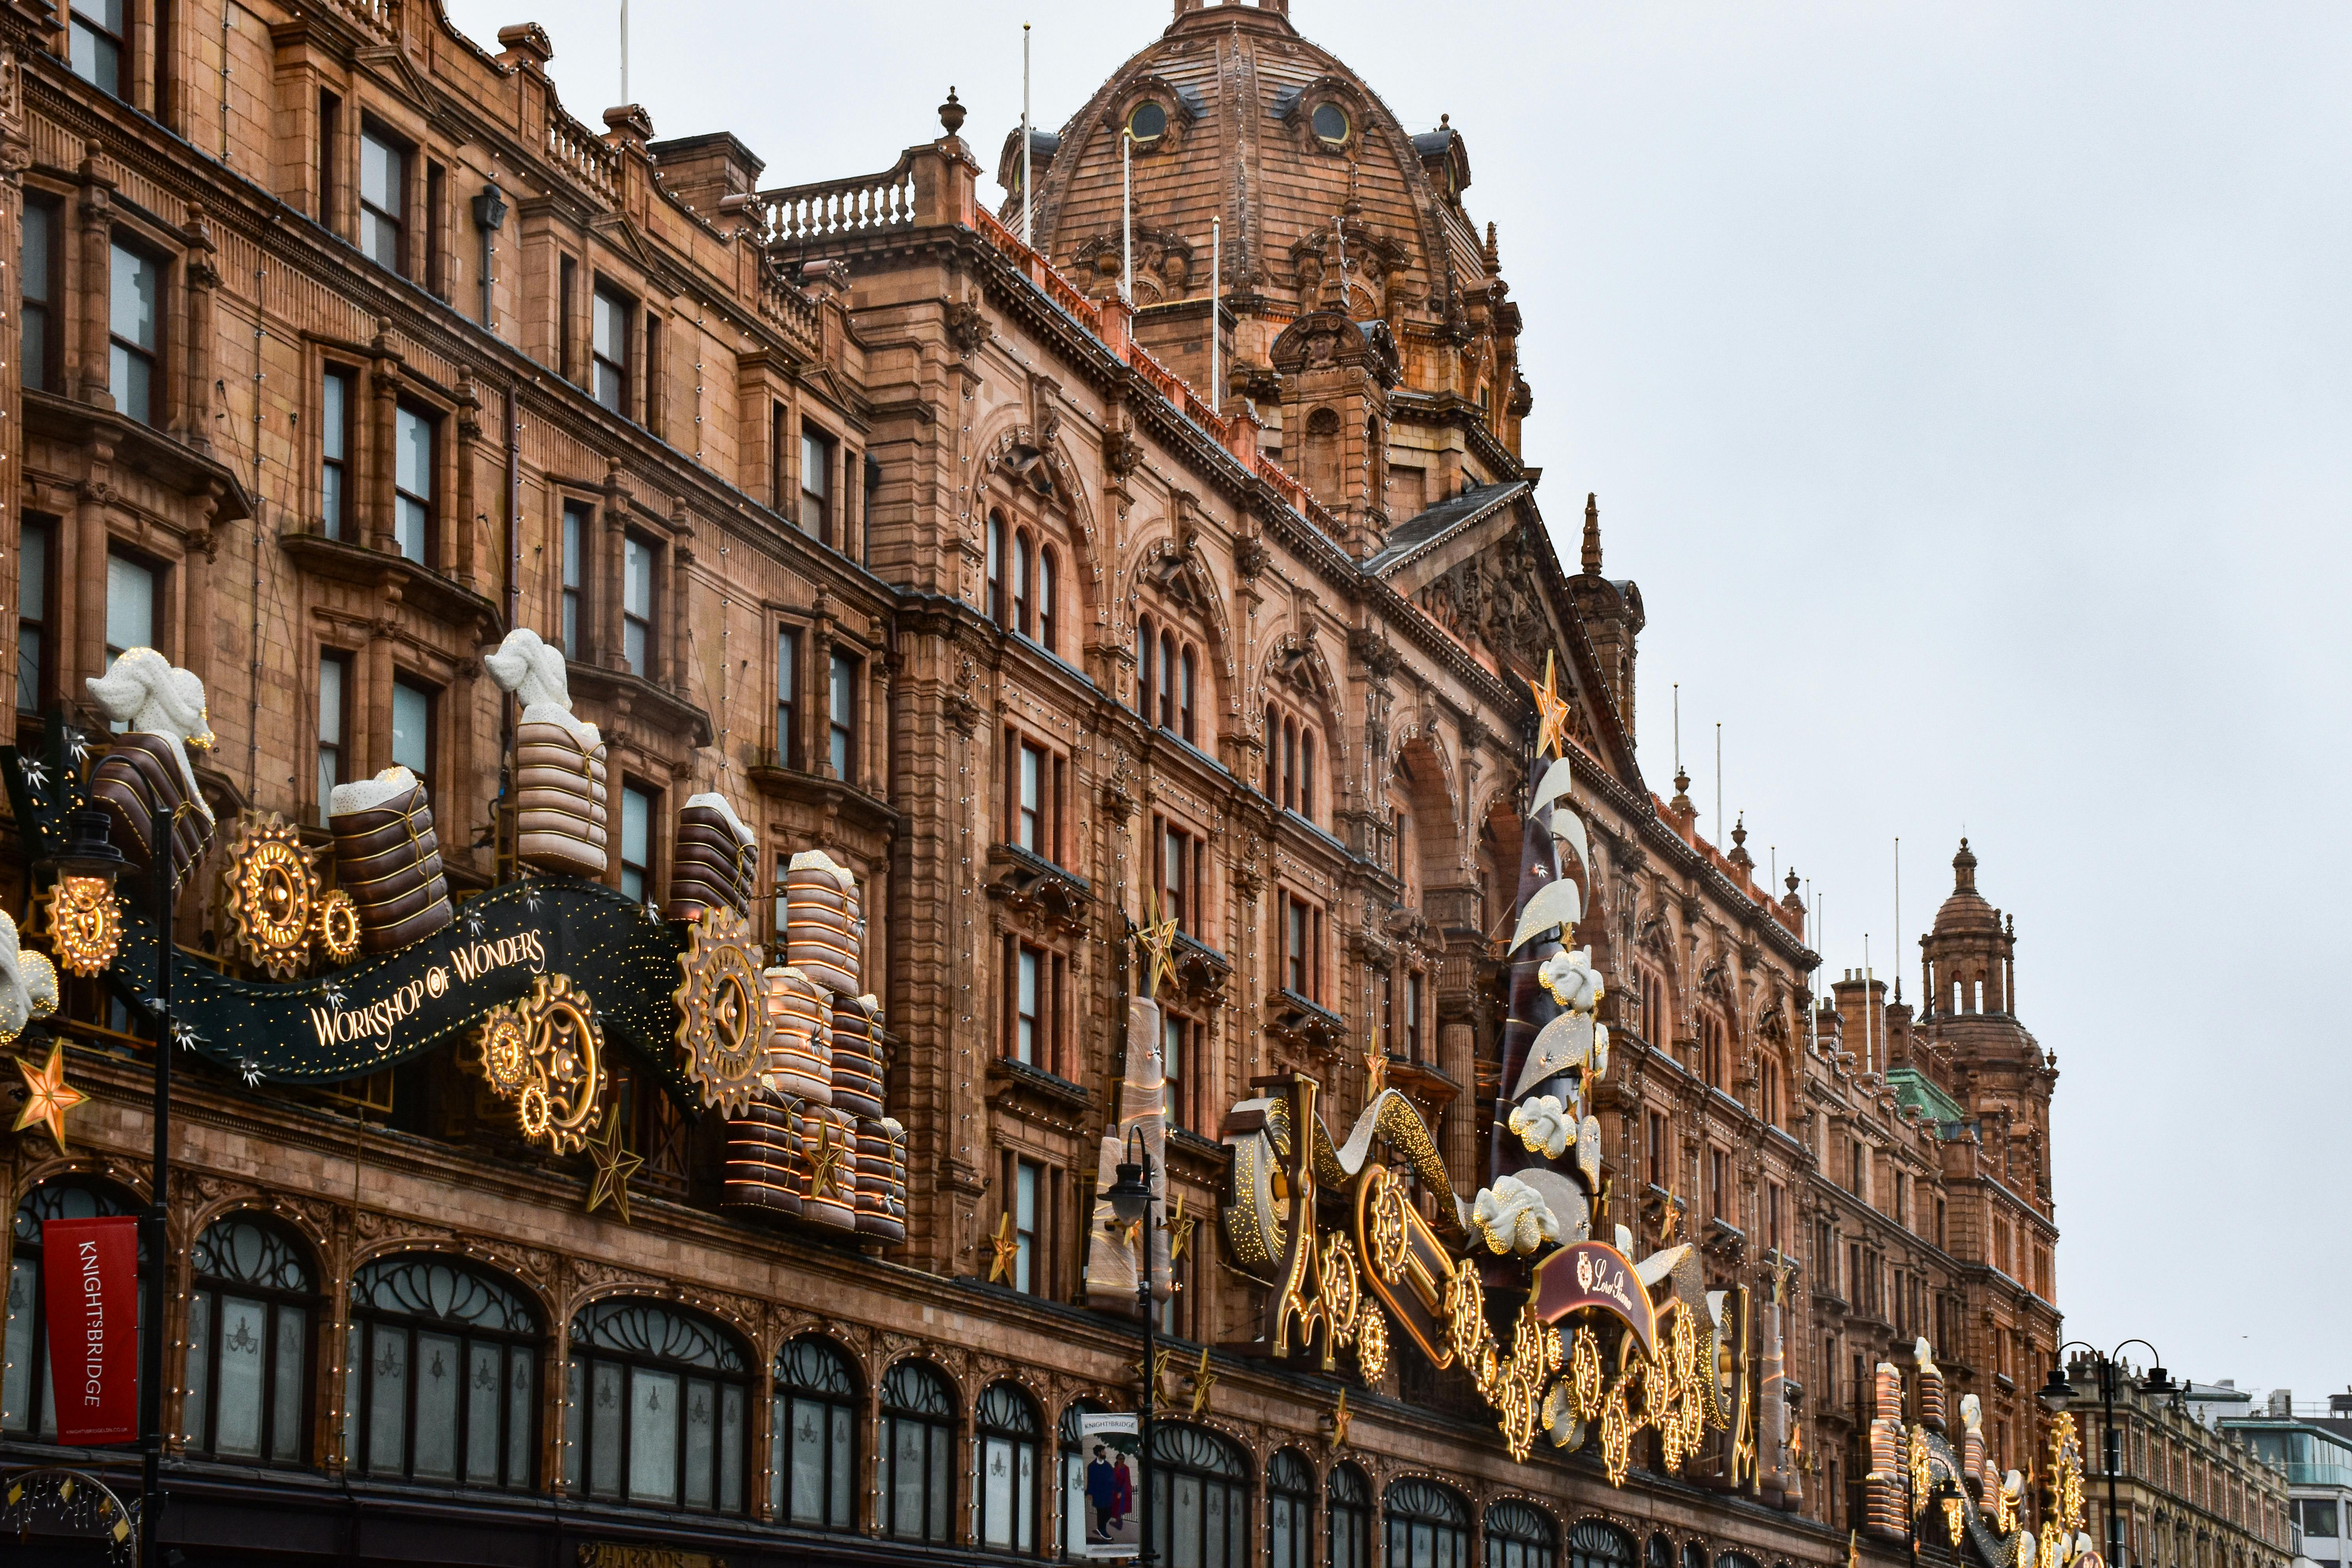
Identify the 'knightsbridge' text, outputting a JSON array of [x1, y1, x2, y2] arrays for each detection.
[[307, 930, 548, 1053]]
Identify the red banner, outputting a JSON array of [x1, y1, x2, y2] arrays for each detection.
[[41, 1215, 139, 1445]]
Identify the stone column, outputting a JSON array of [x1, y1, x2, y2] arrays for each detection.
[[366, 319, 402, 554], [0, 51, 29, 744], [666, 497, 692, 694], [74, 143, 115, 408], [599, 460, 629, 671], [1438, 1016, 1477, 1199], [450, 374, 483, 590], [177, 204, 218, 453]]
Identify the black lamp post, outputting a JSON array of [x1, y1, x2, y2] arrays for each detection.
[[2041, 1340, 2175, 1568], [1105, 1128, 1157, 1568]]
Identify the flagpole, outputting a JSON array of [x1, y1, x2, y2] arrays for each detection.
[[1210, 217, 1220, 416], [1021, 22, 1033, 245], [1122, 130, 1134, 303]]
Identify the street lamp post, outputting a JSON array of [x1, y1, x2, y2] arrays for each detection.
[[1106, 1130, 1158, 1568], [2040, 1339, 2176, 1568]]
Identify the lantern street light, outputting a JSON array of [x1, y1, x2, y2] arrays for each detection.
[[1105, 1127, 1158, 1568], [2041, 1340, 2176, 1568]]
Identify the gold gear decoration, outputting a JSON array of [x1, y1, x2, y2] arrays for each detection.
[[1570, 1326, 1606, 1421], [1356, 1304, 1390, 1385], [315, 888, 361, 964], [671, 906, 770, 1116], [1367, 1169, 1411, 1283], [468, 972, 605, 1154], [42, 875, 121, 977], [220, 811, 319, 979]]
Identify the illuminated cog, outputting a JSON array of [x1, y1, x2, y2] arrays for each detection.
[[470, 973, 604, 1154], [671, 906, 770, 1116], [221, 812, 320, 979], [42, 875, 121, 977], [315, 888, 361, 964]]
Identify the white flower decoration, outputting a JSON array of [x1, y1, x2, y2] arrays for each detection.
[[1471, 1175, 1561, 1256], [1507, 1095, 1573, 1159], [1539, 946, 1602, 1013]]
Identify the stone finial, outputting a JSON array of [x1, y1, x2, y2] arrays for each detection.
[[1953, 836, 1978, 894], [603, 104, 655, 147], [939, 87, 966, 137], [1483, 220, 1501, 276], [495, 23, 554, 69], [1581, 492, 1602, 575]]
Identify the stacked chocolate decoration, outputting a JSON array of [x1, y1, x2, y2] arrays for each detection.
[[666, 792, 755, 920], [765, 967, 833, 1102], [721, 1098, 804, 1218], [854, 1117, 906, 1241], [784, 850, 860, 995], [328, 767, 452, 954], [485, 628, 609, 878], [829, 993, 885, 1119], [83, 649, 217, 884]]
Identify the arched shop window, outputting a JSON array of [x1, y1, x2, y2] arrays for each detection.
[[185, 1214, 316, 1464], [3, 1179, 143, 1437], [975, 1379, 1043, 1553], [1385, 1477, 1471, 1568], [1267, 1448, 1315, 1568], [1683, 1543, 1709, 1568], [564, 1298, 749, 1512], [1485, 1500, 1560, 1568], [1060, 1397, 1108, 1557], [1575, 1521, 1638, 1568], [1647, 1534, 1673, 1568], [771, 1334, 860, 1529], [1327, 1461, 1373, 1568], [879, 1358, 957, 1543], [1718, 1554, 1764, 1568], [347, 1254, 539, 1487], [1151, 1421, 1250, 1568]]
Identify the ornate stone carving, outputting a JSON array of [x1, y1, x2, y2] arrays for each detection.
[[945, 298, 990, 356]]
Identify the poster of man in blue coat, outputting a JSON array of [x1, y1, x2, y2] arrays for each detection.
[[1078, 1413, 1142, 1557]]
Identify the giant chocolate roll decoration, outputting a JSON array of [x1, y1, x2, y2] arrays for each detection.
[[828, 992, 885, 1121], [722, 1096, 805, 1217], [764, 966, 833, 1104], [666, 793, 755, 921], [854, 1116, 906, 1241], [328, 768, 453, 953], [87, 732, 214, 884], [513, 719, 609, 878], [784, 849, 861, 996]]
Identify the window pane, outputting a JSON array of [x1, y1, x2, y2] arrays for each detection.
[[594, 290, 626, 361], [104, 552, 153, 656], [391, 682, 430, 777], [1, 1257, 34, 1430], [984, 1435, 1014, 1548], [181, 1292, 212, 1448], [789, 1395, 824, 1523], [411, 1328, 459, 1479], [682, 1376, 715, 1509], [110, 243, 157, 352], [1018, 1441, 1036, 1551], [621, 786, 652, 904], [367, 1323, 408, 1474], [1014, 1163, 1037, 1292], [396, 406, 432, 497], [828, 1403, 853, 1527], [1176, 1474, 1202, 1568], [271, 1307, 307, 1463], [70, 15, 120, 94], [361, 133, 400, 212], [1016, 949, 1038, 1064], [891, 1417, 925, 1536], [720, 1383, 744, 1513], [207, 1295, 269, 1457], [16, 524, 45, 715], [628, 1366, 679, 1503], [589, 1361, 622, 1497], [506, 1347, 533, 1487], [463, 1340, 502, 1483], [928, 1424, 951, 1542]]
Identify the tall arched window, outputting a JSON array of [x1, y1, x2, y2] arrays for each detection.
[[1013, 528, 1035, 636], [1386, 1479, 1470, 1568], [564, 1298, 749, 1513], [346, 1254, 539, 1487], [4, 1179, 142, 1437], [185, 1215, 316, 1465], [1682, 1544, 1709, 1568], [1158, 630, 1178, 729], [1759, 1053, 1782, 1127], [1328, 1462, 1372, 1568], [1038, 547, 1058, 653], [1267, 1448, 1314, 1568], [1485, 1501, 1559, 1568], [1574, 1521, 1637, 1568], [1179, 647, 1198, 743], [880, 1359, 956, 1543], [987, 512, 1007, 625], [1299, 728, 1316, 820], [1282, 717, 1299, 809], [771, 1334, 859, 1529], [1646, 1533, 1673, 1568], [1151, 1422, 1249, 1568], [1059, 1398, 1107, 1557], [975, 1380, 1042, 1553], [1138, 615, 1158, 718], [1262, 705, 1279, 795]]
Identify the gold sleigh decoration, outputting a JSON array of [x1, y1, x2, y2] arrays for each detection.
[[220, 812, 322, 979], [472, 972, 605, 1154], [671, 906, 769, 1116]]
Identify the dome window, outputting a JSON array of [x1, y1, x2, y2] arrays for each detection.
[[1128, 101, 1168, 144], [1311, 102, 1350, 146]]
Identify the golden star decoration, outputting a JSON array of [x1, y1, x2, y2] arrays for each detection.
[[1326, 1386, 1352, 1448], [13, 1042, 86, 1154], [1167, 1194, 1198, 1262], [987, 1209, 1022, 1284], [583, 1105, 643, 1224], [1528, 650, 1574, 761], [1364, 1041, 1388, 1098], [806, 1117, 849, 1199], [1133, 1347, 1174, 1402], [1132, 890, 1180, 1002], [1189, 1347, 1218, 1417], [1657, 1191, 1685, 1244]]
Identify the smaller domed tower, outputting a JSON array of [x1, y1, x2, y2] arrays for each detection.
[[1922, 838, 2011, 1019]]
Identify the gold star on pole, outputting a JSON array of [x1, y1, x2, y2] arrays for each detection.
[[1326, 1386, 1352, 1448], [1528, 650, 1573, 760], [1133, 1347, 1174, 1402], [1132, 885, 1180, 1002], [988, 1210, 1022, 1284], [1189, 1347, 1218, 1418], [583, 1105, 643, 1224], [806, 1117, 849, 1199], [13, 1042, 86, 1154], [1167, 1193, 1198, 1262]]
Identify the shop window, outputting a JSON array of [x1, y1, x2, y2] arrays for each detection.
[[2, 1179, 143, 1437], [1485, 1501, 1559, 1568], [183, 1216, 315, 1465], [1059, 1399, 1109, 1556], [975, 1381, 1042, 1552], [878, 1359, 957, 1543], [1384, 1478, 1469, 1568], [109, 239, 162, 426], [563, 1298, 748, 1513], [359, 125, 410, 275], [1151, 1421, 1250, 1568], [771, 1335, 858, 1530], [1570, 1521, 1636, 1568], [345, 1255, 539, 1488], [1268, 1448, 1314, 1568], [1327, 1463, 1372, 1568]]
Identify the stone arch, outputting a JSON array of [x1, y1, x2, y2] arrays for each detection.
[[562, 1277, 764, 1355], [975, 418, 1107, 629], [1386, 722, 1466, 887], [1126, 521, 1241, 722], [345, 1236, 559, 1335], [1259, 629, 1348, 773]]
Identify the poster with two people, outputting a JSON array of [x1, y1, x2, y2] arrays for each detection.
[[1078, 1413, 1142, 1557]]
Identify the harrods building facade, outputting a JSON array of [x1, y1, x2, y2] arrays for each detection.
[[0, 0, 2074, 1563]]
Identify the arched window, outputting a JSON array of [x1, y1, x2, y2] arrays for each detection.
[[987, 512, 1007, 625], [1038, 546, 1058, 653], [1138, 615, 1157, 718], [1303, 406, 1341, 505], [1158, 630, 1178, 729], [1328, 1462, 1372, 1568], [1282, 717, 1299, 809], [1268, 1448, 1314, 1568], [1262, 704, 1279, 796], [1682, 1544, 1709, 1568], [1486, 1501, 1559, 1568], [1179, 647, 1198, 743], [1152, 1421, 1249, 1568], [771, 1334, 859, 1529], [564, 1298, 749, 1513], [1575, 1521, 1638, 1568], [1759, 1054, 1782, 1126], [1013, 528, 1034, 636], [1646, 1533, 1673, 1568], [879, 1359, 956, 1543], [184, 1216, 315, 1465], [346, 1254, 538, 1488], [1718, 1555, 1763, 1568], [1058, 1398, 1108, 1557], [4, 1179, 142, 1437], [1385, 1478, 1470, 1568], [975, 1380, 1042, 1553], [1299, 727, 1316, 820]]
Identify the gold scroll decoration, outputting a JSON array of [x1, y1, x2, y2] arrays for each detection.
[[672, 906, 769, 1116], [1353, 1161, 1458, 1370], [471, 972, 604, 1154], [221, 811, 321, 979]]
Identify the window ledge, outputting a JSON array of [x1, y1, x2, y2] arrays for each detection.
[[25, 388, 256, 524], [984, 842, 1091, 935], [1265, 988, 1346, 1056], [564, 659, 715, 749], [746, 755, 901, 829], [279, 531, 501, 633], [985, 1054, 1093, 1114]]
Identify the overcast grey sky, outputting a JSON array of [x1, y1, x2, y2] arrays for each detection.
[[448, 0, 2352, 1399]]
